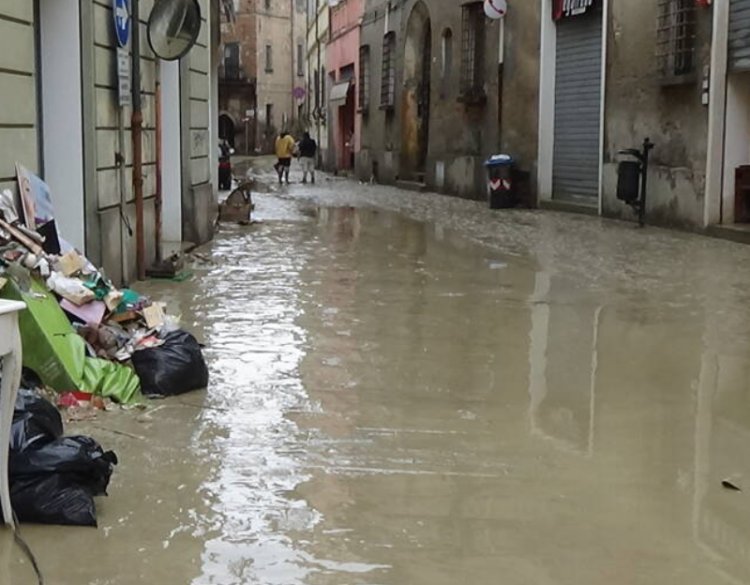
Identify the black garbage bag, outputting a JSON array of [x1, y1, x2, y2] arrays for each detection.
[[11, 389, 64, 453], [131, 329, 209, 396], [11, 436, 118, 496], [10, 474, 98, 527]]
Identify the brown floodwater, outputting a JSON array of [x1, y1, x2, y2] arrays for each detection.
[[5, 178, 750, 584]]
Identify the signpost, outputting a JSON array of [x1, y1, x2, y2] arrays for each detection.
[[113, 0, 131, 47], [113, 0, 132, 107]]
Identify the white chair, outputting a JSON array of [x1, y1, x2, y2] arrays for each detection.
[[0, 300, 26, 527]]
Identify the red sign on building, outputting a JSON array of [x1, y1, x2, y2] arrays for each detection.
[[553, 0, 595, 20]]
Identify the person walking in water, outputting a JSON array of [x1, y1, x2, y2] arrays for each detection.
[[298, 131, 317, 184], [274, 130, 296, 185]]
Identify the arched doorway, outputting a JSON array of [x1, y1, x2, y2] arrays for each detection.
[[218, 113, 235, 148], [401, 2, 431, 181]]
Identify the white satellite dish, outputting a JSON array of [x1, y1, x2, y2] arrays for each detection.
[[147, 0, 202, 61]]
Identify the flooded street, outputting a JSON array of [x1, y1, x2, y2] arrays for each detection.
[[6, 173, 750, 584]]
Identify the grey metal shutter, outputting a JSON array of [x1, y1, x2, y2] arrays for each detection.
[[730, 0, 750, 71], [553, 10, 603, 202]]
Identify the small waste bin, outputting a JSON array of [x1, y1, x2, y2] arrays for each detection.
[[484, 154, 517, 209]]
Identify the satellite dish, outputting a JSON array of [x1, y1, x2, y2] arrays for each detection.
[[147, 0, 202, 61]]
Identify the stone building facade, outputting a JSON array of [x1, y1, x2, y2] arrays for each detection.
[[220, 0, 307, 154], [1, 0, 221, 285], [356, 0, 540, 201], [305, 0, 330, 168]]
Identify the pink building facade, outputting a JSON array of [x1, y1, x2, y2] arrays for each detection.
[[327, 0, 363, 171]]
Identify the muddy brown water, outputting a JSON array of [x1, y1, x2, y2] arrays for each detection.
[[4, 182, 750, 584]]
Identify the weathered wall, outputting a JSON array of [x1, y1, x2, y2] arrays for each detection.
[[0, 2, 38, 195], [357, 0, 539, 201], [181, 0, 216, 246], [602, 0, 713, 228], [255, 0, 306, 150], [91, 0, 158, 283], [328, 0, 363, 171], [500, 0, 541, 197], [306, 0, 330, 168]]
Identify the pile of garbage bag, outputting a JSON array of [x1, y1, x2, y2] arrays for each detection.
[[0, 166, 209, 402], [5, 389, 117, 526]]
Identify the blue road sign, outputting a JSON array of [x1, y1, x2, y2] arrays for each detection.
[[113, 0, 130, 47]]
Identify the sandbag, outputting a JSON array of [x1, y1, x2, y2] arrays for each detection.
[[131, 329, 208, 396], [11, 389, 64, 453]]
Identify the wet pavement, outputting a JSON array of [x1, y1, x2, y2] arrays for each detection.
[[7, 166, 750, 584]]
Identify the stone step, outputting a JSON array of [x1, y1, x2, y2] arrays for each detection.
[[395, 180, 428, 193]]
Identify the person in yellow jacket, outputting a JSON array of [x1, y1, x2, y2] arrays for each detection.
[[274, 131, 296, 184]]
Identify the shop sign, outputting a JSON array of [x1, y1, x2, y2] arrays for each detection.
[[553, 0, 595, 20]]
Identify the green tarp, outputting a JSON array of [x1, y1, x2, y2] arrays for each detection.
[[1, 278, 142, 403]]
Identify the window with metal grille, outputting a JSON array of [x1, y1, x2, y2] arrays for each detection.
[[223, 42, 240, 80], [297, 44, 304, 77], [380, 32, 396, 109], [359, 45, 371, 112], [656, 0, 696, 82], [265, 44, 273, 72], [459, 2, 486, 103]]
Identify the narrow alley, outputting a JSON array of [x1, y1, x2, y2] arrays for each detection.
[[5, 171, 750, 584]]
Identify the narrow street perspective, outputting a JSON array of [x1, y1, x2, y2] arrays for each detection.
[[5, 167, 750, 584], [4, 0, 750, 584]]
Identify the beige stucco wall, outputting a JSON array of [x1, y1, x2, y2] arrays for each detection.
[[0, 1, 39, 194]]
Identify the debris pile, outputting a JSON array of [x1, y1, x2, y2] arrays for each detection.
[[0, 164, 209, 403]]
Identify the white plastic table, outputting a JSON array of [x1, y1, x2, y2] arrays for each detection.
[[0, 300, 26, 527]]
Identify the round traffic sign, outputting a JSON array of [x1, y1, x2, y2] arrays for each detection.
[[113, 0, 131, 47]]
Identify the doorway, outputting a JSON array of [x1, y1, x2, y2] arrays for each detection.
[[38, 0, 85, 251], [400, 1, 431, 181], [218, 113, 235, 148]]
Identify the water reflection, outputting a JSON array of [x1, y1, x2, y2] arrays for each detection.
[[5, 198, 750, 584]]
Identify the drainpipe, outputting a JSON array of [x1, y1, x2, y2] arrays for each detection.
[[291, 0, 295, 123], [131, 0, 146, 281], [316, 0, 321, 164], [155, 60, 163, 263]]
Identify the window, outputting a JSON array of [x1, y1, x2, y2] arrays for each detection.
[[459, 2, 486, 103], [441, 29, 453, 80], [266, 104, 274, 127], [359, 45, 371, 112], [223, 42, 240, 80], [265, 44, 273, 72], [321, 66, 326, 103], [441, 28, 453, 98], [264, 0, 271, 9], [380, 32, 396, 109], [656, 0, 696, 82], [314, 69, 320, 109], [297, 43, 304, 76]]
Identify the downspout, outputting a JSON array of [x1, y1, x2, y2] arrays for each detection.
[[316, 0, 321, 164], [291, 0, 296, 123], [131, 0, 146, 280], [155, 60, 163, 263]]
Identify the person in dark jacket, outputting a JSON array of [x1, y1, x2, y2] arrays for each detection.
[[298, 132, 318, 184]]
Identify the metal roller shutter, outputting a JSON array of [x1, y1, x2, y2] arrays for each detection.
[[730, 0, 750, 72], [553, 9, 603, 202]]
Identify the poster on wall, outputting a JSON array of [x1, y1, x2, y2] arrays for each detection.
[[553, 0, 595, 20], [15, 163, 61, 254]]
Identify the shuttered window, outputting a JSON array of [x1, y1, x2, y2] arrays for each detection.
[[656, 0, 696, 82], [459, 2, 486, 104], [380, 32, 395, 109], [729, 0, 750, 71], [359, 45, 371, 112]]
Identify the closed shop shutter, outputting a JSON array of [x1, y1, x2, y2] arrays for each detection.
[[729, 0, 750, 72], [552, 9, 603, 202]]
